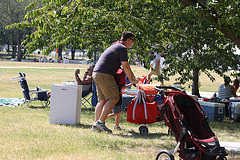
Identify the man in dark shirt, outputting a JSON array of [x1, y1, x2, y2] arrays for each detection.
[[92, 31, 139, 133]]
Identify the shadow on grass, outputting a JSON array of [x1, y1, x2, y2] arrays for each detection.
[[209, 118, 240, 131], [117, 129, 171, 139], [28, 105, 48, 109], [63, 122, 173, 141], [227, 150, 240, 159]]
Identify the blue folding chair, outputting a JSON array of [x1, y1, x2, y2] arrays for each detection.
[[12, 72, 50, 108], [81, 82, 97, 110]]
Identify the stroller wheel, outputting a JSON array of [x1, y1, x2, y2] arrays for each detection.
[[216, 156, 227, 160], [139, 125, 148, 134], [156, 150, 174, 160]]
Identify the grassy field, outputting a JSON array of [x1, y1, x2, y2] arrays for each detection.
[[0, 61, 240, 160], [0, 61, 233, 97]]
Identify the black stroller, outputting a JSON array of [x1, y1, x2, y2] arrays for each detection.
[[155, 86, 228, 160]]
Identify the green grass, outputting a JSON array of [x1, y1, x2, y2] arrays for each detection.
[[0, 61, 240, 160]]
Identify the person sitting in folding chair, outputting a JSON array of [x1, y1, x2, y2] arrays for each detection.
[[75, 65, 95, 96], [75, 65, 96, 109], [75, 65, 94, 84]]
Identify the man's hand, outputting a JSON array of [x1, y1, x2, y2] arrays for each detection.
[[132, 77, 140, 84], [75, 69, 80, 75]]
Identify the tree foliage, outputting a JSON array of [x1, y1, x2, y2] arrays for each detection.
[[10, 0, 240, 96], [180, 0, 240, 49], [0, 0, 33, 60], [157, 2, 238, 96]]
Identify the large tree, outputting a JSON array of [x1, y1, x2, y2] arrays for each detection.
[[1, 0, 32, 60], [158, 3, 238, 96], [179, 0, 240, 49], [11, 0, 240, 96]]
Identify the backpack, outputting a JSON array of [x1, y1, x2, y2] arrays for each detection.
[[114, 68, 126, 106], [114, 68, 126, 89]]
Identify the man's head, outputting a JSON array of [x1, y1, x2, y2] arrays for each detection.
[[224, 76, 231, 85], [121, 31, 135, 48], [151, 45, 165, 53], [87, 64, 95, 75]]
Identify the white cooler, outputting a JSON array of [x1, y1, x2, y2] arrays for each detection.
[[229, 102, 240, 121], [229, 97, 240, 119], [49, 84, 82, 125]]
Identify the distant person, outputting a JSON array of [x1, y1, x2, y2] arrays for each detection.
[[62, 57, 67, 63], [43, 57, 48, 63], [66, 58, 69, 64], [39, 57, 43, 62], [92, 31, 139, 133], [148, 46, 165, 84], [57, 57, 62, 63], [134, 57, 140, 66], [218, 76, 237, 99], [48, 57, 52, 63]]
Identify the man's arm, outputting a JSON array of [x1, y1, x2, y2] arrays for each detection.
[[121, 83, 132, 91], [121, 61, 138, 84], [75, 69, 92, 85]]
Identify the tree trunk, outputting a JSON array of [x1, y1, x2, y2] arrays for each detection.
[[179, 0, 197, 6], [192, 68, 200, 97], [71, 48, 76, 60], [7, 44, 10, 54], [11, 32, 17, 58], [58, 47, 63, 59], [17, 44, 22, 61], [12, 45, 16, 58]]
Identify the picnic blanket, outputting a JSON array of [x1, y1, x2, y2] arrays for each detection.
[[0, 98, 25, 107]]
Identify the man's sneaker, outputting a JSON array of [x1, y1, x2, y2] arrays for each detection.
[[91, 125, 100, 131], [93, 121, 112, 133], [114, 126, 125, 130]]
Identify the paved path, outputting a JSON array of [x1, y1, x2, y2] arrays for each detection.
[[220, 142, 240, 151], [187, 91, 240, 98]]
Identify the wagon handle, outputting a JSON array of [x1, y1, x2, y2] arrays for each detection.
[[154, 86, 186, 98], [155, 86, 185, 92], [154, 86, 167, 97]]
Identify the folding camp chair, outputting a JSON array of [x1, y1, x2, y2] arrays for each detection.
[[81, 82, 96, 110], [12, 72, 50, 108]]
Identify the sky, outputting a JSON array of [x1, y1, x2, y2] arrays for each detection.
[[235, 46, 240, 55]]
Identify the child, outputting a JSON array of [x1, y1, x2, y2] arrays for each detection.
[[106, 83, 132, 130], [105, 68, 132, 130]]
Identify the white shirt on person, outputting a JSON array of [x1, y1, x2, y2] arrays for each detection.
[[151, 52, 160, 69], [160, 57, 165, 69], [218, 84, 233, 99]]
